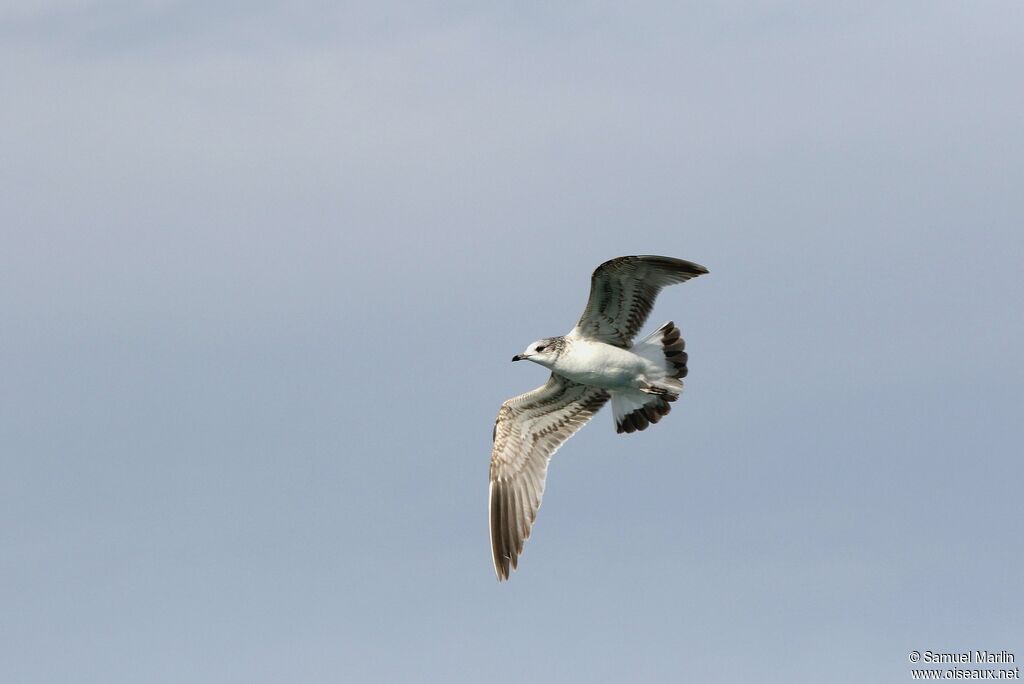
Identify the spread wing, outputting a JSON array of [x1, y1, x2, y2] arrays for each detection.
[[489, 374, 609, 581], [573, 255, 709, 347]]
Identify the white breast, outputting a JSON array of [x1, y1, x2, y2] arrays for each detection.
[[553, 339, 646, 389]]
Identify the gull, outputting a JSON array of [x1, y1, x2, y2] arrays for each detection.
[[489, 255, 709, 581]]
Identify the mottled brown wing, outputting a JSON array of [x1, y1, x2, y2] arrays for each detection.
[[489, 374, 609, 581], [573, 255, 708, 347]]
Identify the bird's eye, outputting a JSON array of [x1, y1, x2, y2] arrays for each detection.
[[535, 345, 546, 352]]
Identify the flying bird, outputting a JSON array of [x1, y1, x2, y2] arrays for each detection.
[[488, 255, 709, 581]]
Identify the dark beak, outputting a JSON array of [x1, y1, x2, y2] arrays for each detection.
[[511, 355, 523, 362]]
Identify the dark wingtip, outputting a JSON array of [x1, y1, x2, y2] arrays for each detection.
[[635, 255, 709, 276]]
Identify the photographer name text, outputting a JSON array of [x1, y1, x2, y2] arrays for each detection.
[[916, 651, 1015, 664]]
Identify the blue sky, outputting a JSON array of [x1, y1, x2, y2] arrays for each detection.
[[2, 2, 1022, 682]]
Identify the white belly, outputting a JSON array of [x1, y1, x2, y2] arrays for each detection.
[[553, 339, 647, 389]]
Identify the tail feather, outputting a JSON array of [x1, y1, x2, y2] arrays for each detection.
[[635, 321, 688, 381], [660, 323, 688, 379], [611, 392, 675, 434], [613, 321, 689, 434]]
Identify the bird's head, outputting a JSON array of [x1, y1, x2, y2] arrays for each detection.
[[512, 337, 562, 368]]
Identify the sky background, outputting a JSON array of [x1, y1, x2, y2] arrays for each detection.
[[2, 1, 1022, 682]]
